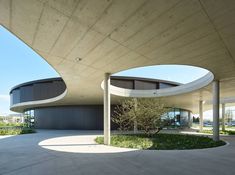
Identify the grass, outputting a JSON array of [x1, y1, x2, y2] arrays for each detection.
[[201, 130, 235, 135], [95, 133, 226, 150], [0, 127, 36, 135]]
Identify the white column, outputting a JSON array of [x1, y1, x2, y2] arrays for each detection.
[[188, 112, 192, 127], [212, 80, 220, 141], [222, 103, 225, 131], [199, 100, 203, 132], [104, 73, 111, 145]]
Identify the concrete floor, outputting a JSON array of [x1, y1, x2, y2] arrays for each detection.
[[0, 130, 235, 175]]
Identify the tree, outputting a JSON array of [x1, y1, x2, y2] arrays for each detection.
[[112, 98, 169, 136], [112, 99, 135, 131]]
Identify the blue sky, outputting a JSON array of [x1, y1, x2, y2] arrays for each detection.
[[115, 65, 208, 84], [0, 26, 59, 115], [0, 26, 209, 115]]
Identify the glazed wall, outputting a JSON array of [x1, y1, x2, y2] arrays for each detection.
[[25, 106, 191, 130]]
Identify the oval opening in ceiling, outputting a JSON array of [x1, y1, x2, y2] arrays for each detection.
[[113, 65, 209, 84], [101, 65, 214, 98]]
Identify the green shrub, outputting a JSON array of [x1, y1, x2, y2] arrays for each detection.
[[95, 133, 226, 150], [0, 127, 36, 135], [0, 122, 24, 127]]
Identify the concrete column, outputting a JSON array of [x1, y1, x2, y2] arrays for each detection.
[[187, 112, 191, 128], [104, 73, 111, 145], [222, 103, 225, 131], [199, 100, 203, 132], [133, 98, 138, 134], [212, 80, 220, 141]]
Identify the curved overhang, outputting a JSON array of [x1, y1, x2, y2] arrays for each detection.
[[1, 0, 235, 113], [10, 89, 67, 113], [10, 76, 180, 113], [103, 72, 214, 98], [9, 77, 67, 113], [9, 77, 62, 94]]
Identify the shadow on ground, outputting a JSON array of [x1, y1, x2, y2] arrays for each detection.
[[0, 130, 234, 175]]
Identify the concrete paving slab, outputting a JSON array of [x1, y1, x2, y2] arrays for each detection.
[[0, 130, 234, 175]]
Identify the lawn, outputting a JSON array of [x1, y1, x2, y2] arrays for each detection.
[[95, 133, 226, 150]]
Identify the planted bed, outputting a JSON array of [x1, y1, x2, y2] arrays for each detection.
[[95, 133, 226, 150]]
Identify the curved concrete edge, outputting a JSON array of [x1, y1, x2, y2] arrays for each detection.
[[10, 89, 68, 112], [38, 131, 229, 154], [101, 72, 214, 97], [93, 133, 230, 152]]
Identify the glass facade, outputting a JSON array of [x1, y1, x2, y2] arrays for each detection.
[[23, 107, 191, 129], [24, 110, 35, 128], [163, 108, 192, 128]]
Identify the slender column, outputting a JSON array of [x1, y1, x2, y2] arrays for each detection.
[[199, 100, 203, 132], [104, 73, 111, 145], [133, 98, 138, 134], [222, 103, 225, 131], [188, 112, 192, 128], [212, 80, 220, 141]]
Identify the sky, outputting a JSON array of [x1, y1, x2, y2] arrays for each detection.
[[115, 65, 208, 84], [0, 25, 211, 116], [0, 26, 59, 115]]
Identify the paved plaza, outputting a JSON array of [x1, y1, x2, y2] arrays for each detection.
[[0, 130, 235, 175]]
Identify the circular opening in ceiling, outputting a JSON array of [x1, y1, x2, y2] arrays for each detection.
[[113, 65, 209, 84], [101, 65, 214, 98]]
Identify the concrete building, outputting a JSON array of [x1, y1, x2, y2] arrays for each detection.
[[1, 0, 235, 143], [10, 76, 192, 129]]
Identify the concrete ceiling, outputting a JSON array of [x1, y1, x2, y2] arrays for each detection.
[[1, 0, 235, 113]]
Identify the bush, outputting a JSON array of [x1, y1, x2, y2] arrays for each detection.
[[0, 127, 36, 135], [0, 122, 24, 127], [95, 133, 226, 150]]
